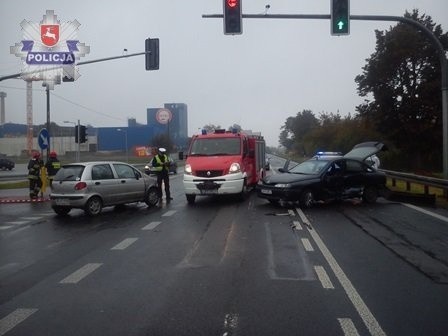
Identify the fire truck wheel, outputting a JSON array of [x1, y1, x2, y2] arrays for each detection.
[[186, 194, 196, 204], [238, 179, 248, 201]]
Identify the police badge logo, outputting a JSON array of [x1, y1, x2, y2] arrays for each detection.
[[10, 10, 90, 89]]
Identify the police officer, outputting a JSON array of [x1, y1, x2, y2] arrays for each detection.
[[46, 151, 61, 188], [27, 152, 44, 199], [151, 147, 173, 202]]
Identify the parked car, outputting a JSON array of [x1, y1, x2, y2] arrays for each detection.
[[50, 161, 160, 216], [256, 142, 388, 208], [144, 156, 178, 175], [0, 158, 15, 170]]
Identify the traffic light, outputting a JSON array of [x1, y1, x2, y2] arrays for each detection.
[[223, 0, 242, 35], [331, 0, 350, 36], [145, 38, 159, 70], [75, 125, 87, 143], [79, 125, 87, 143]]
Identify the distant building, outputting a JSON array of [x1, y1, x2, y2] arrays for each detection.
[[147, 103, 188, 149], [0, 103, 189, 156]]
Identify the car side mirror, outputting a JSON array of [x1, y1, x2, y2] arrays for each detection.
[[278, 168, 286, 173]]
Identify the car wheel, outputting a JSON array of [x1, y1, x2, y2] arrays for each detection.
[[363, 186, 378, 203], [145, 186, 160, 207], [299, 189, 315, 209], [52, 206, 71, 216], [85, 196, 103, 216], [186, 194, 196, 204]]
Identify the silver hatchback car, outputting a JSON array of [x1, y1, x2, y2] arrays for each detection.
[[50, 161, 160, 216]]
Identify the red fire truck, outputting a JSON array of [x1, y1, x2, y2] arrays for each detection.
[[183, 129, 266, 204]]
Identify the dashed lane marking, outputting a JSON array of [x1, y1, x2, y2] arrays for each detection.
[[338, 318, 361, 336], [301, 238, 314, 252], [111, 238, 138, 250], [59, 263, 102, 284], [142, 221, 162, 230], [314, 265, 334, 289], [162, 210, 177, 217], [0, 308, 38, 336]]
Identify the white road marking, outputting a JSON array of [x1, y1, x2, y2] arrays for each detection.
[[222, 313, 239, 336], [111, 238, 138, 250], [338, 318, 360, 336], [20, 217, 42, 220], [162, 210, 177, 217], [4, 221, 28, 226], [0, 308, 38, 336], [314, 265, 334, 289], [142, 221, 162, 230], [403, 203, 448, 223], [301, 238, 314, 251], [292, 220, 303, 230], [296, 208, 387, 336], [59, 263, 102, 284], [0, 226, 13, 230]]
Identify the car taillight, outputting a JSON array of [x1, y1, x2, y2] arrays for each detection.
[[74, 182, 87, 190]]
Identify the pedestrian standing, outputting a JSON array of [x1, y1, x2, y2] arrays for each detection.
[[151, 147, 173, 202], [27, 152, 44, 199], [45, 151, 61, 188]]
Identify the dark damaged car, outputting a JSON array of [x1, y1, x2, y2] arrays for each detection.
[[256, 142, 389, 208]]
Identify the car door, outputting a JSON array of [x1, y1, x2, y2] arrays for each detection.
[[112, 163, 145, 203], [343, 159, 366, 190], [322, 160, 346, 198], [90, 163, 118, 205]]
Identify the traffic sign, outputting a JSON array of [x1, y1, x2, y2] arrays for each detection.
[[38, 128, 50, 150]]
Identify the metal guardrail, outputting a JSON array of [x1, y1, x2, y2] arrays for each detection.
[[382, 169, 448, 198]]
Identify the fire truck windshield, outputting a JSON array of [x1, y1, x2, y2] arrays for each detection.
[[190, 138, 241, 156]]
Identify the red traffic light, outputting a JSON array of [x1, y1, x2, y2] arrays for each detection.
[[223, 0, 242, 34], [227, 0, 238, 8]]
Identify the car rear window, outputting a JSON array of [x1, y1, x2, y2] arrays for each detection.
[[54, 165, 85, 181]]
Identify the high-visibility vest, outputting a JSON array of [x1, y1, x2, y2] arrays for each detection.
[[152, 154, 168, 172]]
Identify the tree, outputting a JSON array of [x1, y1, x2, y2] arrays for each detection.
[[355, 10, 448, 170], [279, 110, 319, 154]]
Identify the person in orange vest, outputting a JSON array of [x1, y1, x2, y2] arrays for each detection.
[[45, 151, 61, 188], [27, 152, 44, 199]]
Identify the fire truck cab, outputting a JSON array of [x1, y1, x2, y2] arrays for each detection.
[[183, 129, 266, 204]]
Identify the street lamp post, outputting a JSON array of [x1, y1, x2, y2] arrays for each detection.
[[64, 119, 80, 162], [117, 128, 128, 162]]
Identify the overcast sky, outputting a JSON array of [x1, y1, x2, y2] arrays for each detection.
[[1, 0, 447, 147]]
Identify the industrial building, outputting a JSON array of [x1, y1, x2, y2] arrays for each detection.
[[0, 103, 188, 157]]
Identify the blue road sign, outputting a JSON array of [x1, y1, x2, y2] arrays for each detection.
[[38, 128, 49, 150]]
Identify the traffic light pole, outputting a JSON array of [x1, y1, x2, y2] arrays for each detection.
[[203, 12, 448, 178], [77, 119, 80, 162], [0, 52, 149, 82]]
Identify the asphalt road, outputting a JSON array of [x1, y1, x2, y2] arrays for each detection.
[[1, 163, 448, 335]]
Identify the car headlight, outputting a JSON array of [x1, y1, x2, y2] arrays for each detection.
[[229, 163, 241, 174], [184, 164, 192, 175], [144, 165, 150, 170], [275, 183, 291, 188]]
